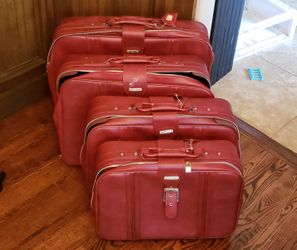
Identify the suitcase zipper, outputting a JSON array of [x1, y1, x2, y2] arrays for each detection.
[[71, 79, 210, 92], [90, 160, 242, 207], [148, 72, 211, 88], [70, 72, 211, 88], [90, 161, 156, 207], [184, 161, 243, 176], [56, 70, 122, 91], [84, 114, 240, 140], [56, 70, 210, 91], [47, 29, 122, 63]]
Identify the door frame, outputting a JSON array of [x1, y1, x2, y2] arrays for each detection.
[[210, 0, 245, 84]]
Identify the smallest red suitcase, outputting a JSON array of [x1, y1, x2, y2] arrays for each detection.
[[91, 140, 243, 240]]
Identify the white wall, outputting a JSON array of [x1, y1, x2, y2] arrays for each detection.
[[193, 0, 216, 36]]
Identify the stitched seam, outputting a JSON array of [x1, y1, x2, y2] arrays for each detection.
[[202, 172, 208, 237]]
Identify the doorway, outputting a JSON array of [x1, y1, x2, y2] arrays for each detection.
[[235, 0, 297, 61], [212, 0, 297, 154]]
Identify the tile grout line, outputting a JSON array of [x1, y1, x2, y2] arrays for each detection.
[[255, 54, 297, 78], [272, 115, 297, 137]]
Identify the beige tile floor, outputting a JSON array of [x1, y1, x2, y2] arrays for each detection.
[[212, 34, 297, 153]]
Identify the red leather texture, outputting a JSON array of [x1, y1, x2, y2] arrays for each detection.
[[54, 68, 214, 165], [47, 14, 213, 93], [48, 54, 212, 101], [81, 96, 240, 189], [92, 140, 243, 240]]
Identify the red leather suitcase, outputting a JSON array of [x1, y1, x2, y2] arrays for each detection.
[[91, 139, 243, 240], [81, 96, 240, 188], [49, 54, 212, 101], [47, 13, 213, 89], [55, 63, 214, 165]]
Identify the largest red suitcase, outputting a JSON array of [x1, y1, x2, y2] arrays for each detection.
[[47, 13, 213, 85], [91, 139, 243, 240], [81, 96, 240, 189], [55, 62, 214, 165]]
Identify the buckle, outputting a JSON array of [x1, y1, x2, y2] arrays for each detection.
[[163, 188, 179, 203]]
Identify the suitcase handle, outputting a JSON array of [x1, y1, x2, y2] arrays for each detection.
[[106, 13, 178, 28], [134, 102, 190, 112], [107, 56, 161, 65], [107, 18, 161, 28], [141, 147, 204, 158]]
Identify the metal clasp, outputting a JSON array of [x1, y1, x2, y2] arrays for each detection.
[[126, 49, 140, 54], [163, 188, 179, 203]]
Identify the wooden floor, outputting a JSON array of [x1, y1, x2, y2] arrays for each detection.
[[0, 98, 297, 250]]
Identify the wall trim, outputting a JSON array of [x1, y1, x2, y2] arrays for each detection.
[[0, 61, 48, 119], [193, 0, 216, 35], [0, 57, 45, 87]]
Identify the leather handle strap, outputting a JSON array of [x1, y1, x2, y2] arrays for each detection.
[[122, 25, 145, 54], [140, 146, 203, 158], [153, 112, 179, 139], [135, 96, 189, 112], [107, 55, 161, 65], [159, 159, 184, 220], [135, 102, 189, 112], [106, 13, 178, 28], [164, 188, 179, 219], [107, 16, 161, 28]]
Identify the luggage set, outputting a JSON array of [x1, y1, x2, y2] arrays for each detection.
[[48, 13, 243, 240]]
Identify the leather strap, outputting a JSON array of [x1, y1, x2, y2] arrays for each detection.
[[164, 188, 179, 219], [159, 159, 183, 220], [123, 64, 147, 95], [108, 55, 160, 65], [158, 158, 185, 176], [140, 140, 204, 158], [122, 25, 145, 54], [153, 112, 179, 139]]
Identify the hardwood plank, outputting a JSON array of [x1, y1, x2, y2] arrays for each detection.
[[25, 211, 95, 250], [0, 98, 53, 144], [229, 160, 297, 249], [0, 158, 87, 249], [0, 125, 59, 186], [0, 97, 296, 250], [0, 157, 64, 218]]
